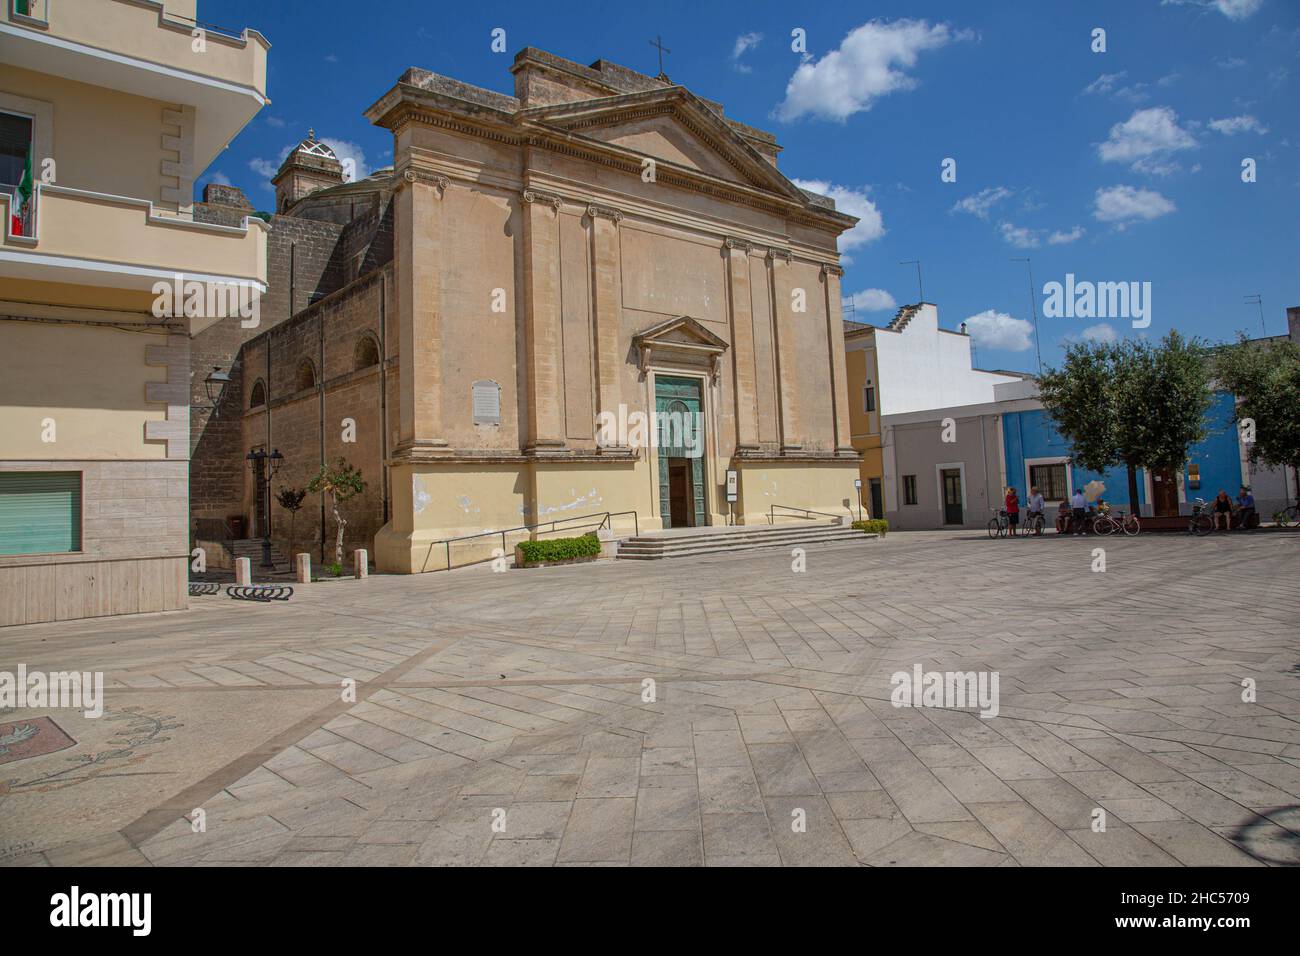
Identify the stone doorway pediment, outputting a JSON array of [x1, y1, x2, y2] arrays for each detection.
[[633, 315, 728, 380]]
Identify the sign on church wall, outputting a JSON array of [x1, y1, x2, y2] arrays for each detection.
[[472, 380, 501, 425]]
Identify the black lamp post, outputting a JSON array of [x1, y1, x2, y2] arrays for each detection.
[[204, 367, 231, 416], [245, 448, 284, 568]]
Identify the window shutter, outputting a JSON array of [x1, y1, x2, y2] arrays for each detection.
[[0, 472, 82, 555]]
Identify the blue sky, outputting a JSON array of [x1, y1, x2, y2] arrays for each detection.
[[205, 0, 1298, 373]]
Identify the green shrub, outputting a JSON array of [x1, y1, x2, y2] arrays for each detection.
[[851, 519, 889, 536], [517, 533, 602, 564], [329, 562, 343, 577]]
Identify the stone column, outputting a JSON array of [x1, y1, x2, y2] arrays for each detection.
[[725, 239, 759, 451], [589, 203, 623, 431], [394, 169, 450, 449], [295, 552, 311, 583], [822, 264, 854, 452], [522, 188, 566, 453], [768, 248, 802, 450], [234, 556, 251, 585], [353, 549, 368, 578]]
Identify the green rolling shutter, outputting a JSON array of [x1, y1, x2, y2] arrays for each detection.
[[0, 472, 82, 555]]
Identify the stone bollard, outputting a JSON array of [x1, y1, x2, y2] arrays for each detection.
[[295, 552, 311, 584], [234, 556, 251, 585], [353, 549, 368, 578]]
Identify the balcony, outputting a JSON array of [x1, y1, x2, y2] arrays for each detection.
[[0, 0, 269, 171], [1, 184, 267, 331]]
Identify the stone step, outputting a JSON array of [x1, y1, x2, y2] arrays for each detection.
[[617, 523, 875, 560]]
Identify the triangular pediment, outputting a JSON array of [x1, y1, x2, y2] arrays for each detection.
[[634, 316, 729, 352], [520, 88, 804, 201]]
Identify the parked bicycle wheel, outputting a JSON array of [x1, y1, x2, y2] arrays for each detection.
[[1122, 514, 1140, 536], [987, 518, 1003, 539], [1191, 513, 1214, 536], [1093, 515, 1115, 536], [1274, 505, 1299, 528], [1026, 514, 1045, 536]]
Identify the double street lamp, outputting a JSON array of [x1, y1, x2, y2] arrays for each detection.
[[245, 448, 284, 568]]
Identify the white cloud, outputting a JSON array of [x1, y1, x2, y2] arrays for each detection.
[[206, 170, 232, 187], [848, 288, 897, 312], [963, 310, 1035, 352], [1093, 185, 1177, 225], [775, 19, 971, 122], [248, 156, 281, 182], [731, 32, 762, 73], [1157, 72, 1181, 87], [320, 138, 369, 182], [1047, 225, 1086, 245], [1081, 323, 1118, 344], [1082, 72, 1126, 96], [950, 185, 1012, 220], [999, 222, 1040, 249], [792, 179, 885, 252], [265, 115, 286, 128], [1161, 0, 1263, 20], [1098, 107, 1197, 173], [1209, 114, 1268, 135], [324, 53, 339, 64]]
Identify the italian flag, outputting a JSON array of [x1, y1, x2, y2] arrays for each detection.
[[12, 143, 32, 237]]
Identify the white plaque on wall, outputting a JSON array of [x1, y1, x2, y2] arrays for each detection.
[[472, 380, 501, 425]]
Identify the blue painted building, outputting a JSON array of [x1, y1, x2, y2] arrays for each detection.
[[1001, 407, 1148, 511]]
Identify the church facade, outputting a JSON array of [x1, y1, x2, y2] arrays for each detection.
[[197, 48, 862, 574]]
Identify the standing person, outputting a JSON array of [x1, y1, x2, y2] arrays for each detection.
[[1236, 486, 1256, 530], [1005, 487, 1020, 536], [1027, 485, 1046, 535], [1212, 490, 1233, 531], [1070, 489, 1087, 535]]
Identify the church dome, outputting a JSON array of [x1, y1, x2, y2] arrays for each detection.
[[292, 130, 336, 160]]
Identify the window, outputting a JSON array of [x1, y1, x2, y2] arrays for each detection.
[[903, 475, 918, 506], [863, 382, 876, 413], [0, 471, 81, 555], [353, 334, 380, 371], [294, 359, 316, 392], [0, 111, 33, 210], [249, 379, 266, 408], [1029, 463, 1069, 501]]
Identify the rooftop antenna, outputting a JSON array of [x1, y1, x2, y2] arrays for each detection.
[[649, 35, 671, 80], [1244, 294, 1265, 337], [1011, 257, 1043, 375], [899, 260, 923, 302]]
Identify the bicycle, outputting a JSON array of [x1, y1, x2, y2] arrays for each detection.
[[987, 509, 1009, 538], [1187, 498, 1214, 536], [1092, 509, 1140, 537], [1273, 500, 1299, 528], [1020, 511, 1046, 536]]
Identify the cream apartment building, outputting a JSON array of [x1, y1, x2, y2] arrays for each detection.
[[0, 0, 267, 624]]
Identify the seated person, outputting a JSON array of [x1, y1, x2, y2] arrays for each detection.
[[1236, 486, 1256, 529], [1212, 490, 1233, 531]]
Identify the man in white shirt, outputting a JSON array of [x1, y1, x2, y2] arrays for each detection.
[[1070, 490, 1087, 534], [1027, 486, 1046, 535]]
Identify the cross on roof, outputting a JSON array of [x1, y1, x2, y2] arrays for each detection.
[[649, 35, 671, 79]]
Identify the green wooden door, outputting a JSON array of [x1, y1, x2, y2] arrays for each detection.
[[655, 376, 705, 527]]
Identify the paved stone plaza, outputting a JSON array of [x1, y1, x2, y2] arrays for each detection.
[[1, 530, 1297, 867]]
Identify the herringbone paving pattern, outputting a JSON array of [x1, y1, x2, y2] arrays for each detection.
[[2, 530, 1296, 866]]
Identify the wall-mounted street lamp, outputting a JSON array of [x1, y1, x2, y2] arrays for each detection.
[[245, 448, 284, 569], [204, 367, 231, 416]]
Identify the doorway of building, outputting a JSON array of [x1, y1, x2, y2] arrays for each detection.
[[941, 469, 963, 525], [1152, 468, 1179, 517], [656, 376, 706, 529], [869, 478, 883, 520]]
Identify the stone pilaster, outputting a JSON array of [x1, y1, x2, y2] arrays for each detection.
[[767, 247, 801, 450], [822, 263, 854, 452], [725, 238, 759, 450], [522, 188, 566, 453], [394, 168, 450, 452], [589, 203, 623, 436]]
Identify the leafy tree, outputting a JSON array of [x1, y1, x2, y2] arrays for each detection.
[[275, 487, 307, 556], [1038, 332, 1211, 509], [306, 458, 366, 568], [1214, 334, 1300, 502]]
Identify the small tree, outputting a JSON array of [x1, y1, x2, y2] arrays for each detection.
[[307, 458, 366, 569], [1038, 332, 1211, 509], [1215, 334, 1300, 502], [275, 487, 307, 555]]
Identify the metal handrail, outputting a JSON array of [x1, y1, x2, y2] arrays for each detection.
[[421, 510, 639, 573], [767, 504, 847, 525]]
